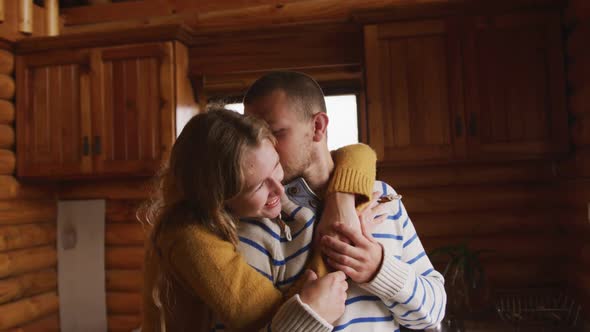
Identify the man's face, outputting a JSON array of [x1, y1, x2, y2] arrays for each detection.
[[244, 90, 314, 183]]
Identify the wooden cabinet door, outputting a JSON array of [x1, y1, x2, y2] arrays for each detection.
[[463, 12, 568, 160], [93, 43, 175, 176], [16, 50, 93, 178], [364, 19, 465, 163]]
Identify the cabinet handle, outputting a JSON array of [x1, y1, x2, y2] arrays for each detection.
[[93, 136, 102, 155], [469, 113, 477, 137], [455, 115, 463, 137], [82, 136, 90, 156]]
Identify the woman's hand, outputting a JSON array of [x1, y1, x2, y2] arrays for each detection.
[[299, 270, 348, 324]]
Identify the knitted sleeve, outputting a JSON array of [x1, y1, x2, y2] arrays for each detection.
[[166, 224, 284, 330], [328, 143, 377, 204]]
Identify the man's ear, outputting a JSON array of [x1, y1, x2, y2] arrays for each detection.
[[312, 112, 329, 142]]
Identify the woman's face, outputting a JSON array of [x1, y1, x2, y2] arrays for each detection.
[[225, 139, 284, 219]]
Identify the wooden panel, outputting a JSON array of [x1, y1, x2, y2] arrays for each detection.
[[424, 234, 567, 261], [94, 42, 174, 176], [0, 269, 57, 305], [378, 160, 555, 188], [0, 224, 56, 252], [0, 292, 59, 330], [105, 247, 144, 270], [190, 23, 362, 75], [59, 180, 150, 200], [0, 124, 15, 149], [105, 223, 145, 246], [396, 183, 555, 214], [0, 246, 56, 278], [365, 19, 461, 162], [16, 52, 92, 178], [107, 314, 140, 332], [0, 100, 15, 125], [463, 11, 568, 160], [0, 201, 56, 226], [106, 200, 143, 223], [411, 208, 560, 238], [5, 313, 60, 332], [0, 150, 16, 175], [0, 50, 14, 75], [0, 177, 56, 200], [105, 269, 142, 292], [106, 292, 140, 314], [0, 74, 15, 100]]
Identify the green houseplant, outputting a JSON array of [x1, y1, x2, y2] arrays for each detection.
[[429, 244, 492, 331]]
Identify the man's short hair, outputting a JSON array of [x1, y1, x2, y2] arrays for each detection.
[[243, 71, 327, 120]]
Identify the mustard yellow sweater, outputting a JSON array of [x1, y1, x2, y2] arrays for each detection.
[[142, 143, 377, 332]]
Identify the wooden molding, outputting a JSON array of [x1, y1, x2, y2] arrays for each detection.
[[353, 0, 566, 24], [15, 24, 195, 54], [18, 0, 33, 34], [45, 0, 59, 36]]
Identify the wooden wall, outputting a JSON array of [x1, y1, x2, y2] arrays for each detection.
[[58, 180, 150, 332], [378, 162, 565, 289], [558, 0, 590, 315], [0, 44, 60, 331], [0, 0, 50, 41]]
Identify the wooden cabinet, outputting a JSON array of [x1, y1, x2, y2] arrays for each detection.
[[92, 43, 174, 176], [463, 12, 568, 159], [364, 19, 464, 163], [16, 50, 93, 177], [17, 42, 178, 179], [363, 10, 568, 164]]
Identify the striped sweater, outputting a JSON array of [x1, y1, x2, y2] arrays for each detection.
[[217, 178, 446, 331]]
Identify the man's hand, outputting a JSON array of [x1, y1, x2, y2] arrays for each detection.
[[299, 270, 348, 324], [320, 218, 384, 284]]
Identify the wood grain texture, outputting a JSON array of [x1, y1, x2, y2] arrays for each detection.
[[0, 50, 14, 75], [0, 246, 57, 278], [0, 223, 56, 252], [0, 149, 15, 175], [0, 269, 57, 305], [3, 313, 60, 332], [0, 100, 15, 125], [0, 74, 13, 102], [0, 200, 56, 225], [0, 292, 59, 329]]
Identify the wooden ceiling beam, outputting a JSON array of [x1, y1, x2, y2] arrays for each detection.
[[62, 0, 174, 26], [61, 0, 448, 34]]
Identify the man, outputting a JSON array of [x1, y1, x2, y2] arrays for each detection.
[[241, 71, 446, 331]]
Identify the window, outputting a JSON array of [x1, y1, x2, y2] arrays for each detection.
[[225, 94, 358, 150]]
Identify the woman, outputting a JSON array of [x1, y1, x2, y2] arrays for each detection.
[[141, 109, 376, 331]]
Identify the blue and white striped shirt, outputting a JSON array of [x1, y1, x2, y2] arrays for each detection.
[[216, 178, 446, 331]]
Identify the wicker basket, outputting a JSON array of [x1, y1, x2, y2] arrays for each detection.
[[495, 288, 583, 331]]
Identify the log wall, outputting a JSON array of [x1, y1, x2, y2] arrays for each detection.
[[58, 180, 150, 332], [558, 0, 590, 316], [0, 44, 59, 331]]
